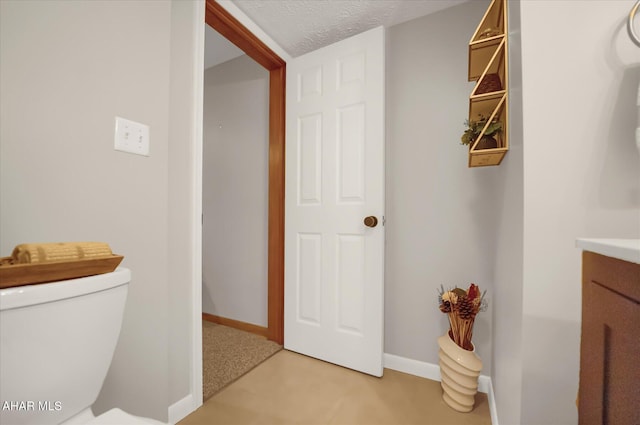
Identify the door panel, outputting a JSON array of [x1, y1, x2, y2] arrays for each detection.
[[297, 233, 322, 325], [285, 26, 385, 377]]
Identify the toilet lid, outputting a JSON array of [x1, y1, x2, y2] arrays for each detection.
[[88, 408, 166, 425]]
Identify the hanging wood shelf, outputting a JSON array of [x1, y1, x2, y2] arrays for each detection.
[[466, 0, 509, 167], [470, 38, 506, 98], [469, 36, 502, 82], [468, 94, 508, 167]]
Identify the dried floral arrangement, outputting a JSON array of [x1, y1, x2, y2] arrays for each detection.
[[438, 283, 487, 351]]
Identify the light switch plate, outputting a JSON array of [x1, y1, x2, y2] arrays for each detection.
[[114, 116, 149, 156]]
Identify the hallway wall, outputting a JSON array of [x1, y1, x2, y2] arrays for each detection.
[[202, 55, 270, 327]]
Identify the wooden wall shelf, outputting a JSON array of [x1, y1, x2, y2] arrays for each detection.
[[468, 93, 507, 167], [466, 0, 508, 167], [469, 37, 502, 82]]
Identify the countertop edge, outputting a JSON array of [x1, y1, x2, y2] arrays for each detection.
[[576, 238, 640, 265]]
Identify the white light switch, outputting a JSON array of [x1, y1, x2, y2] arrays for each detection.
[[114, 117, 149, 156]]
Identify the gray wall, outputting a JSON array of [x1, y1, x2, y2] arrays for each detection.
[[385, 0, 497, 373], [202, 55, 270, 327], [387, 3, 640, 424], [0, 0, 198, 421], [4, 1, 637, 423]]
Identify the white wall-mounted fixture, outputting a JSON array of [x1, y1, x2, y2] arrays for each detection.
[[628, 1, 640, 47], [114, 117, 150, 156], [636, 83, 640, 152]]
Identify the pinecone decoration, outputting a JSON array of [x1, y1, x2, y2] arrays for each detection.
[[440, 300, 451, 313], [458, 296, 475, 320]]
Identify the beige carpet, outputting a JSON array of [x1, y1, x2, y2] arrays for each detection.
[[202, 321, 282, 401]]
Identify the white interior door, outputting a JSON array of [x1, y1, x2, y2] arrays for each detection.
[[284, 26, 385, 377]]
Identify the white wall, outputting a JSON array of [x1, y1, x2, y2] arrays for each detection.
[[168, 0, 201, 408], [202, 55, 270, 327], [518, 1, 640, 423], [385, 0, 498, 373], [0, 0, 173, 421], [490, 1, 525, 423]]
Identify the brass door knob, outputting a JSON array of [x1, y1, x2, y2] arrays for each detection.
[[364, 216, 378, 228]]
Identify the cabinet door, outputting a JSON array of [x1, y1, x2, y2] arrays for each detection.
[[579, 279, 640, 425]]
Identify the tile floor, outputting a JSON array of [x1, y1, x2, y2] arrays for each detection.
[[179, 350, 492, 425]]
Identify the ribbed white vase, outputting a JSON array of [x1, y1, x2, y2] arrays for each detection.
[[437, 332, 482, 413]]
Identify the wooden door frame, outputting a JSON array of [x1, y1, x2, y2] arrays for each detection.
[[204, 0, 285, 344]]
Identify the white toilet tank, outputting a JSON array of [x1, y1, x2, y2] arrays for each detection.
[[0, 268, 131, 425]]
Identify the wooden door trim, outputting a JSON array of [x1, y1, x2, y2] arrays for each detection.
[[205, 0, 285, 344], [202, 313, 270, 339]]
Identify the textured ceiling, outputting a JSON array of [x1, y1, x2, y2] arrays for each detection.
[[232, 0, 469, 57]]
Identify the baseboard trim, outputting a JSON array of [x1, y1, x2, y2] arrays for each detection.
[[168, 393, 195, 425], [383, 352, 442, 382], [383, 353, 498, 424], [486, 378, 499, 425], [202, 313, 269, 339]]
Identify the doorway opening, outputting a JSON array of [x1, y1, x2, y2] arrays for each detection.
[[204, 0, 285, 344]]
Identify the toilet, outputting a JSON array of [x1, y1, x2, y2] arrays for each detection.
[[0, 268, 165, 425]]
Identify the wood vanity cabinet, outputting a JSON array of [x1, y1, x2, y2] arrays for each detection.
[[579, 251, 640, 425]]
